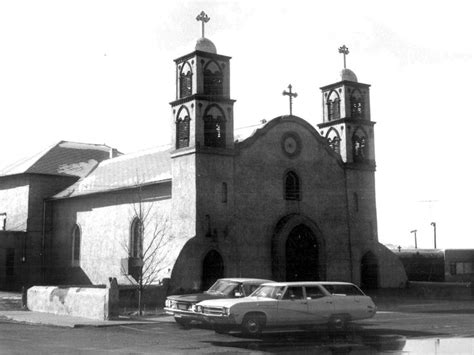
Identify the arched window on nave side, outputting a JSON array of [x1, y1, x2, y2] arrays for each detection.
[[72, 224, 81, 267], [285, 171, 301, 201], [130, 217, 143, 259]]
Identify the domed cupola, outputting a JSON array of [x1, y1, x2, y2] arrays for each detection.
[[195, 37, 217, 54], [340, 68, 358, 82]]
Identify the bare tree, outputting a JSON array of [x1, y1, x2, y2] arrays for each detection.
[[120, 185, 173, 315]]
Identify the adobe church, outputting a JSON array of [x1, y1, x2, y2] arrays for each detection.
[[0, 13, 406, 292]]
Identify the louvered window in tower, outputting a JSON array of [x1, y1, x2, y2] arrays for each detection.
[[352, 129, 368, 162], [179, 62, 193, 98], [176, 106, 190, 149], [326, 128, 341, 154], [204, 105, 226, 148], [203, 61, 223, 96], [327, 91, 341, 121], [350, 90, 364, 118]]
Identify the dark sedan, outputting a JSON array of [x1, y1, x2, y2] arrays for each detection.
[[164, 278, 273, 326]]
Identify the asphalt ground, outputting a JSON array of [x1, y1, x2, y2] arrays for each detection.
[[1, 290, 474, 353]]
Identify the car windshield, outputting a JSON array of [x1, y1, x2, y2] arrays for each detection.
[[206, 280, 240, 295], [250, 285, 286, 299]]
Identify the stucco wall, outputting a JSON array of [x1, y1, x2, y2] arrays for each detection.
[[231, 119, 351, 282], [27, 281, 119, 320], [0, 176, 29, 231], [49, 183, 172, 285]]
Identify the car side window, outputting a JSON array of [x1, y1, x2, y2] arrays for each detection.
[[282, 286, 304, 300], [305, 286, 325, 299], [232, 285, 244, 297], [243, 284, 259, 296]]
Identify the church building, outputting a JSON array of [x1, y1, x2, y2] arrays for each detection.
[[0, 14, 406, 292]]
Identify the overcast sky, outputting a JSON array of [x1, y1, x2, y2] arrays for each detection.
[[0, 0, 472, 249]]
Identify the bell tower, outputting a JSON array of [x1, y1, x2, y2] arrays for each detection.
[[170, 11, 235, 152], [317, 46, 380, 277], [317, 45, 375, 168], [169, 12, 236, 289]]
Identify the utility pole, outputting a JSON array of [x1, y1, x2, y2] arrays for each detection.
[[431, 222, 437, 249], [410, 230, 418, 249]]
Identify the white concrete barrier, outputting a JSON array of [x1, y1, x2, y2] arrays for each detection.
[[27, 278, 119, 320]]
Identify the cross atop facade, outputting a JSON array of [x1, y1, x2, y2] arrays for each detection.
[[282, 84, 298, 116], [338, 45, 349, 69], [196, 11, 210, 38]]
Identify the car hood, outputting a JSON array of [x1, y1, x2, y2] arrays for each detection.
[[167, 292, 228, 303], [197, 296, 275, 308]]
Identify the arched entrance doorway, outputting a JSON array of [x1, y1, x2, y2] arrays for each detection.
[[286, 224, 319, 281], [202, 250, 224, 290], [361, 251, 378, 289]]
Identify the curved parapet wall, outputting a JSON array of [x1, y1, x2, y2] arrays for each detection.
[[26, 278, 119, 320]]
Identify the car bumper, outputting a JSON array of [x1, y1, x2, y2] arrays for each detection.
[[163, 307, 203, 321], [200, 313, 238, 326]]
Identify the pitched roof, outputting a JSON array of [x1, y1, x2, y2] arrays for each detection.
[[0, 141, 117, 178], [53, 146, 172, 199]]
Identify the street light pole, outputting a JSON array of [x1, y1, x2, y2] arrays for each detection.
[[431, 222, 437, 249], [410, 230, 418, 249]]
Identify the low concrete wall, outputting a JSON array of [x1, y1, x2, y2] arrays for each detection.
[[27, 278, 119, 320], [407, 281, 473, 300], [119, 279, 170, 310]]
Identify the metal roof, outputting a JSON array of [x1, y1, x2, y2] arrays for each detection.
[[53, 146, 172, 199], [0, 141, 117, 178]]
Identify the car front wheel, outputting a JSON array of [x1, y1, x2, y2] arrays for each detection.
[[328, 315, 348, 331], [241, 314, 265, 336]]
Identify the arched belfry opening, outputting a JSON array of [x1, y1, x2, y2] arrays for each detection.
[[203, 104, 226, 148], [360, 251, 378, 290], [272, 215, 326, 282], [352, 127, 369, 162], [203, 60, 223, 96], [202, 249, 224, 290], [286, 225, 319, 281]]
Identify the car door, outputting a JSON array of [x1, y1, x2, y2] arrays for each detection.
[[276, 286, 310, 325], [304, 285, 334, 324]]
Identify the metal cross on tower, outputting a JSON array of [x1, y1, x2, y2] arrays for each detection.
[[338, 45, 349, 69], [196, 11, 210, 38], [282, 84, 298, 116]]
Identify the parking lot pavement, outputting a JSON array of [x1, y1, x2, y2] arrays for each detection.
[[1, 289, 473, 330], [0, 310, 173, 328]]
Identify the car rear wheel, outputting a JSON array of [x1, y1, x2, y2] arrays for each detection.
[[174, 317, 191, 328], [241, 314, 265, 337]]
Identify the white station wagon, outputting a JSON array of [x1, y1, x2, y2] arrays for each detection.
[[195, 281, 377, 336]]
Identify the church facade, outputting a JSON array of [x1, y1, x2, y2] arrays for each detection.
[[0, 30, 406, 292]]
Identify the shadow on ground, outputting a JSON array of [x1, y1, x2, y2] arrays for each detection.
[[204, 326, 446, 354]]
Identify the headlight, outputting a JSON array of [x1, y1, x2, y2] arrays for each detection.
[[194, 305, 203, 313], [165, 299, 171, 308], [222, 307, 230, 316]]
